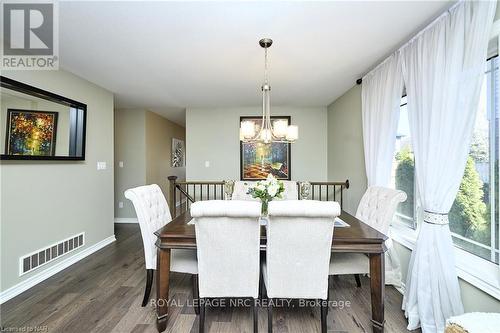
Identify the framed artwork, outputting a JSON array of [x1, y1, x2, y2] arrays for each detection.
[[172, 138, 185, 167], [240, 116, 291, 180], [5, 109, 58, 156]]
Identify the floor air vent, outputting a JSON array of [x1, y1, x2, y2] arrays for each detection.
[[19, 233, 85, 276]]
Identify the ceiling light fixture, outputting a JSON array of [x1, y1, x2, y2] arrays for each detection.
[[240, 38, 298, 144]]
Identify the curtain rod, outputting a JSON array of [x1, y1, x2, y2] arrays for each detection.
[[356, 0, 462, 85]]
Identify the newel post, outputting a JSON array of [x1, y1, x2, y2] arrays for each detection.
[[168, 176, 178, 217], [341, 179, 350, 211]]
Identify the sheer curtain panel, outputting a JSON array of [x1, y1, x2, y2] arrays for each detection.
[[401, 2, 497, 332], [361, 53, 405, 286]]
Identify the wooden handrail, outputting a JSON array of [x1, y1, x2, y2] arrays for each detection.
[[175, 181, 225, 185], [310, 180, 349, 189], [168, 176, 350, 217]]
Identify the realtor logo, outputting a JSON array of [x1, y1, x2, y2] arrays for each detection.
[[1, 1, 58, 70]]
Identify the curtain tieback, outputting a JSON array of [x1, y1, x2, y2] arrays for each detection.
[[423, 210, 449, 225]]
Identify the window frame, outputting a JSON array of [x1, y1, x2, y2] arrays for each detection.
[[392, 95, 420, 230], [447, 56, 499, 264], [391, 223, 500, 299]]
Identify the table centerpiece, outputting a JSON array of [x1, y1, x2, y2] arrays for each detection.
[[246, 174, 285, 216]]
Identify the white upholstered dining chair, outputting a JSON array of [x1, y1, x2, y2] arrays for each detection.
[[124, 184, 198, 307], [190, 200, 262, 333], [329, 186, 407, 287], [232, 180, 298, 200], [263, 200, 340, 333]]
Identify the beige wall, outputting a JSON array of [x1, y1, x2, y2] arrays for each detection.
[[145, 111, 186, 204], [327, 85, 367, 215], [114, 109, 185, 218], [327, 84, 500, 311], [186, 106, 328, 181], [114, 109, 146, 218], [0, 70, 114, 292]]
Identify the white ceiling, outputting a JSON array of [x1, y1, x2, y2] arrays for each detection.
[[59, 1, 453, 125]]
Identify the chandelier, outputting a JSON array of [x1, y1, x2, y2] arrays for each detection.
[[239, 38, 298, 144]]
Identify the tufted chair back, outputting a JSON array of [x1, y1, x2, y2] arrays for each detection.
[[232, 180, 298, 201], [191, 200, 262, 298], [355, 187, 407, 235], [125, 184, 172, 270], [265, 200, 340, 300]]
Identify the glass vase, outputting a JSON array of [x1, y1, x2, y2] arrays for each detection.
[[261, 200, 269, 217]]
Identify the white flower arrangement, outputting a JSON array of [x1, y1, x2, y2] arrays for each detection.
[[246, 174, 285, 215]]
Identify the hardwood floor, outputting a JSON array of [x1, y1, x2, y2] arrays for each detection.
[[1, 224, 419, 333]]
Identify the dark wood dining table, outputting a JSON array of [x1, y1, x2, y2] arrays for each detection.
[[155, 210, 388, 333]]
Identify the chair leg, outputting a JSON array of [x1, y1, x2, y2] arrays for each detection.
[[192, 274, 200, 315], [252, 298, 258, 333], [259, 252, 265, 300], [259, 274, 265, 300], [328, 275, 332, 302], [199, 298, 206, 333], [320, 299, 328, 333], [141, 269, 154, 307], [354, 274, 362, 288], [267, 298, 273, 333]]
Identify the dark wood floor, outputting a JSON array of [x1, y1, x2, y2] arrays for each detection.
[[1, 224, 419, 333]]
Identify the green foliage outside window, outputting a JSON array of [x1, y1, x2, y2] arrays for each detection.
[[395, 147, 415, 219], [449, 157, 488, 241], [395, 150, 491, 246]]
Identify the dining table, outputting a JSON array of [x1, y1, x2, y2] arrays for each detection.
[[154, 210, 388, 333]]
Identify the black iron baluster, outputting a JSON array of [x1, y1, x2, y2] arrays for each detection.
[[340, 185, 344, 209], [186, 184, 189, 212]]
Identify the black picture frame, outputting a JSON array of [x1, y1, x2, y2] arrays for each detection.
[[240, 115, 292, 181], [0, 76, 87, 161]]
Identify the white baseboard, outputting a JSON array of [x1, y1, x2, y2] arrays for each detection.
[[0, 235, 116, 304], [396, 282, 406, 295], [114, 217, 138, 224]]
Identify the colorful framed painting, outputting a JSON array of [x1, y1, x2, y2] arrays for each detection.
[[240, 116, 291, 180], [5, 109, 58, 156]]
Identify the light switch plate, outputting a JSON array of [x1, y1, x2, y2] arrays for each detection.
[[205, 161, 210, 168], [97, 162, 107, 170], [118, 201, 124, 208], [119, 161, 124, 168]]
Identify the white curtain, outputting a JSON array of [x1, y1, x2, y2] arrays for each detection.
[[361, 53, 405, 286], [362, 53, 404, 188], [401, 2, 496, 332]]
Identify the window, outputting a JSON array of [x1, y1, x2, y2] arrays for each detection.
[[391, 95, 418, 229], [391, 57, 500, 264], [449, 57, 499, 264]]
